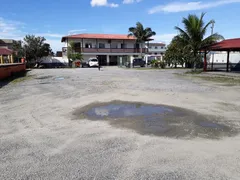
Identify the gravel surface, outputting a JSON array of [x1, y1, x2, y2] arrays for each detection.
[[1, 67, 240, 180]]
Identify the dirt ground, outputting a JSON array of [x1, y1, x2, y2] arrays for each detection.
[[1, 67, 240, 180]]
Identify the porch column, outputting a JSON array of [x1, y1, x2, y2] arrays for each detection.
[[203, 50, 207, 72], [82, 38, 84, 52], [130, 56, 133, 68], [8, 55, 10, 63], [10, 55, 13, 63], [0, 55, 3, 64], [226, 50, 230, 72], [145, 56, 148, 67], [107, 55, 110, 66]]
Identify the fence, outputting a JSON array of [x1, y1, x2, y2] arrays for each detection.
[[207, 62, 240, 71]]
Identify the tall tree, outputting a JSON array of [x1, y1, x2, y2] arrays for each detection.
[[23, 35, 52, 62], [128, 22, 156, 57], [175, 13, 224, 70], [12, 40, 25, 61], [12, 35, 53, 67]]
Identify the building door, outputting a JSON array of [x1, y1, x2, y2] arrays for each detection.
[[97, 55, 107, 66], [109, 56, 118, 66]]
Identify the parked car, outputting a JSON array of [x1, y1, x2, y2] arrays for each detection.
[[82, 58, 99, 68], [133, 58, 145, 67], [125, 58, 146, 68]]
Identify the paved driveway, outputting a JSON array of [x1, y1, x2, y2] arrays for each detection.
[[0, 68, 240, 179]]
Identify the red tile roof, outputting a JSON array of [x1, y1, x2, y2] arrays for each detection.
[[61, 33, 137, 42], [0, 48, 13, 55], [207, 38, 240, 51]]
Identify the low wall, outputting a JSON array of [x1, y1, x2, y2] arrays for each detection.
[[0, 63, 26, 80]]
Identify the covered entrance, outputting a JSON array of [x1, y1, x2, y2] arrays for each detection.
[[97, 55, 107, 66], [109, 56, 118, 66]]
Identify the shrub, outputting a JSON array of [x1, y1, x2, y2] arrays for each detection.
[[159, 61, 166, 69]]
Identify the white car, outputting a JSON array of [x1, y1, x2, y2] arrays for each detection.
[[83, 58, 99, 68]]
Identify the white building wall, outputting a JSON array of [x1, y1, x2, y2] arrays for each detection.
[[209, 52, 240, 63]]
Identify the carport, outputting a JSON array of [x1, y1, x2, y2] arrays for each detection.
[[203, 38, 240, 72]]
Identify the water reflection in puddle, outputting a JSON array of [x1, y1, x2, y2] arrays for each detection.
[[73, 101, 238, 139]]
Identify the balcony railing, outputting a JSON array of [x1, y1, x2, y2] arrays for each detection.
[[84, 48, 148, 53], [62, 47, 148, 54]]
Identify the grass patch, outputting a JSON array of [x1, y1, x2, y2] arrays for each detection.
[[185, 69, 203, 74], [194, 76, 240, 85], [11, 74, 34, 84], [133, 67, 161, 70], [1, 71, 33, 87]]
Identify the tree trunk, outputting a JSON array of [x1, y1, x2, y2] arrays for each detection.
[[193, 61, 197, 71], [193, 51, 197, 71], [140, 43, 143, 58]]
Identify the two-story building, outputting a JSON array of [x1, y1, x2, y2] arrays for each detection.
[[61, 34, 149, 66], [147, 42, 167, 60]]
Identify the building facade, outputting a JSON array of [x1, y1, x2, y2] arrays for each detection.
[[146, 42, 166, 60], [61, 34, 148, 66]]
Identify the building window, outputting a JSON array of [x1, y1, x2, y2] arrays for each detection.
[[111, 43, 118, 49], [85, 43, 92, 48], [74, 43, 81, 49], [149, 46, 152, 49], [99, 43, 105, 48], [154, 53, 158, 55], [155, 46, 158, 49], [135, 44, 140, 49], [161, 46, 163, 49], [121, 44, 127, 49]]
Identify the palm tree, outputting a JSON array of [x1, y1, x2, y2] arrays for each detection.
[[175, 13, 224, 70], [128, 22, 156, 57]]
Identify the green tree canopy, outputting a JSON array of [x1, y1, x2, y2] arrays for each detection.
[[13, 35, 53, 67], [174, 13, 224, 69], [128, 22, 156, 56], [23, 35, 52, 62]]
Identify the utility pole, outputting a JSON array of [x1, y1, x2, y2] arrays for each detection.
[[211, 20, 215, 71], [211, 20, 215, 35]]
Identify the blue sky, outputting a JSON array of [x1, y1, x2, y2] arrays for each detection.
[[1, 0, 240, 52]]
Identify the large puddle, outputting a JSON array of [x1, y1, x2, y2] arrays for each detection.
[[73, 101, 238, 139]]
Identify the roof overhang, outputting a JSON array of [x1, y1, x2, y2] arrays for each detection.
[[202, 38, 240, 52]]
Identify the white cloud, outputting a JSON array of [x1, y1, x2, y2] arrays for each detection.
[[148, 0, 240, 14], [0, 17, 25, 40], [68, 29, 86, 35], [151, 33, 177, 44], [90, 0, 119, 7], [0, 17, 64, 52], [123, 0, 142, 4], [35, 33, 63, 38]]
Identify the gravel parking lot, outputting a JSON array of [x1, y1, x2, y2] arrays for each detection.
[[1, 67, 240, 179]]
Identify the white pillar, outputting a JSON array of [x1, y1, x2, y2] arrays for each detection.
[[119, 56, 123, 67], [107, 55, 110, 66], [130, 56, 134, 68], [145, 55, 148, 67]]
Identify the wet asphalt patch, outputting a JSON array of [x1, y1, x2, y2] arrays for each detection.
[[73, 101, 239, 139]]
